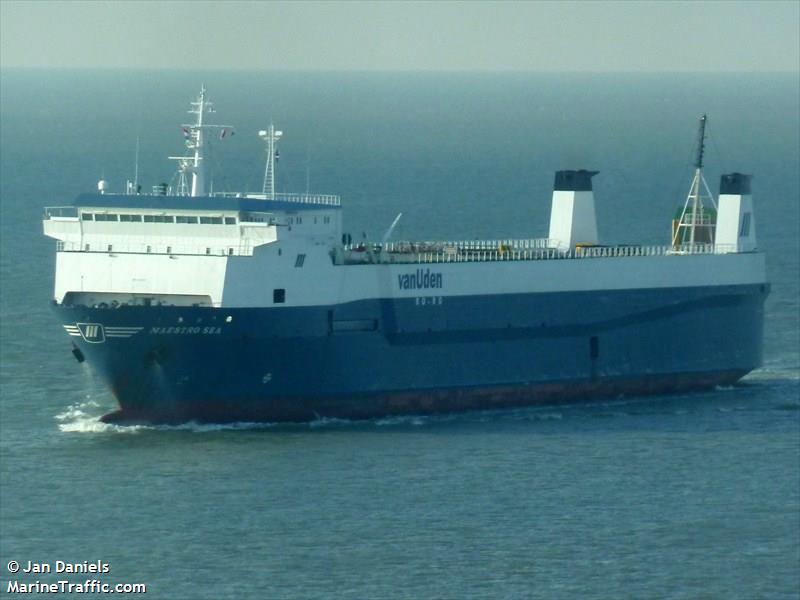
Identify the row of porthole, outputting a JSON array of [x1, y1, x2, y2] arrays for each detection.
[[83, 244, 236, 256]]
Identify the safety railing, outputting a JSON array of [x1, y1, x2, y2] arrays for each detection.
[[574, 243, 738, 258], [213, 192, 341, 206], [43, 206, 79, 219], [337, 241, 742, 265]]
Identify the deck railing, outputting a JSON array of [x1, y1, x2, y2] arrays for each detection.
[[43, 206, 79, 219], [213, 192, 341, 206], [337, 241, 741, 265]]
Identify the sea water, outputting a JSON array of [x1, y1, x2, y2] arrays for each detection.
[[1, 71, 798, 599]]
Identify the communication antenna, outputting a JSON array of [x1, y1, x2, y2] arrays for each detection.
[[133, 135, 140, 193], [259, 124, 283, 200], [169, 87, 233, 197]]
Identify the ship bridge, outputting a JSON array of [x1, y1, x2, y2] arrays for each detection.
[[44, 192, 341, 257], [43, 191, 343, 308]]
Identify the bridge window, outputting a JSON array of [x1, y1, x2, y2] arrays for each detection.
[[120, 214, 143, 222], [82, 213, 93, 221], [273, 289, 285, 304], [176, 215, 198, 224], [144, 215, 155, 223], [224, 217, 236, 225]]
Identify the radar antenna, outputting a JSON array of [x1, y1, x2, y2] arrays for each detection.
[[672, 114, 717, 249]]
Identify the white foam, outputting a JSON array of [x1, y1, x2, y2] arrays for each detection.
[[55, 399, 278, 434]]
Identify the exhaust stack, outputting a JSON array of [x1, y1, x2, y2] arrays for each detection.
[[548, 170, 599, 251], [715, 173, 756, 253]]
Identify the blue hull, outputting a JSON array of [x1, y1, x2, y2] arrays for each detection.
[[54, 284, 768, 423]]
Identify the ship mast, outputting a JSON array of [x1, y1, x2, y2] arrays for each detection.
[[672, 114, 717, 248], [168, 87, 233, 197], [259, 124, 282, 200], [188, 87, 208, 196]]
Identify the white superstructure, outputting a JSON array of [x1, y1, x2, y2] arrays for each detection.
[[43, 91, 763, 314]]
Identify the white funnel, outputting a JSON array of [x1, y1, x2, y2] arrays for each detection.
[[548, 170, 599, 251], [715, 173, 756, 253]]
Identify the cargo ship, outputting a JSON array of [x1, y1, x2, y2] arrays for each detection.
[[44, 89, 768, 423]]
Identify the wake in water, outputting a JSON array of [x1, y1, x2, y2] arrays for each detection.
[[55, 399, 277, 434], [56, 399, 147, 434], [54, 398, 569, 434]]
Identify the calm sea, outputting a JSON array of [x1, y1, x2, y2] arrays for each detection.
[[1, 71, 798, 599]]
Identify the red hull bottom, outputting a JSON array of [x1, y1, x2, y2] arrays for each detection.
[[100, 369, 749, 425]]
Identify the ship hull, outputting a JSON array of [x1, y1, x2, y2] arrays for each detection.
[[54, 283, 768, 424]]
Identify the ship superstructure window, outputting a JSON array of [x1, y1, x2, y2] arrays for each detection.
[[740, 213, 751, 237], [82, 212, 240, 225], [273, 289, 285, 303], [324, 216, 331, 224], [295, 254, 306, 267], [241, 213, 267, 223]]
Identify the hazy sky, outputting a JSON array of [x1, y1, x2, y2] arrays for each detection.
[[1, 0, 798, 71]]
